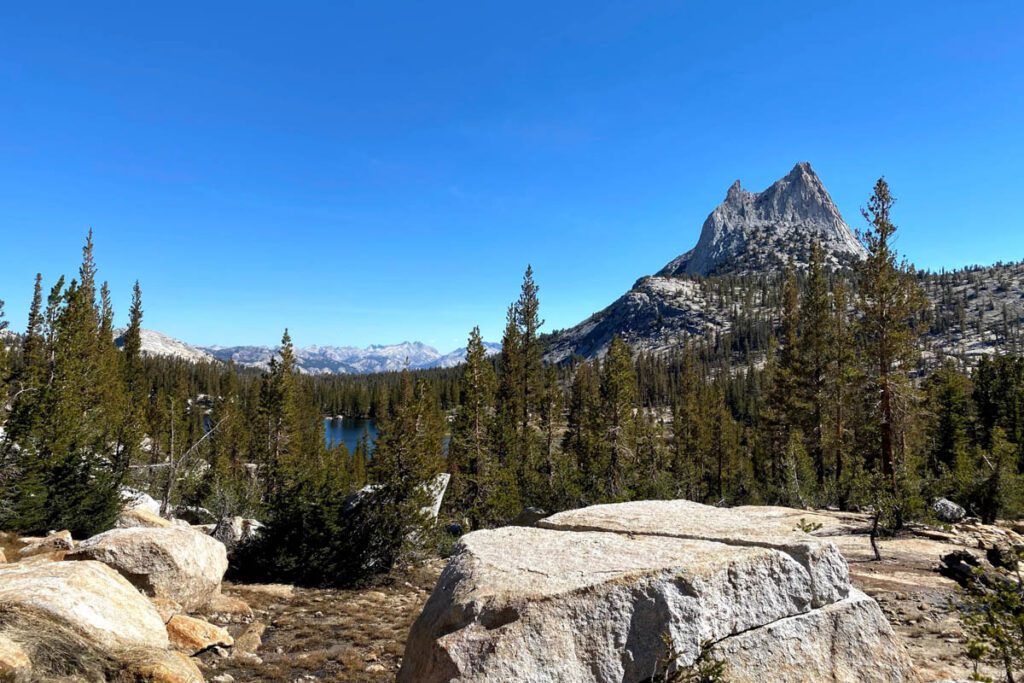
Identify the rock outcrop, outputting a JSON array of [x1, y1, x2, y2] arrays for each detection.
[[67, 527, 228, 611], [400, 500, 916, 683], [0, 560, 169, 656]]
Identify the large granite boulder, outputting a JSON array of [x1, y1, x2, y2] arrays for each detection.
[[0, 560, 169, 657], [67, 527, 228, 611], [400, 500, 916, 683], [933, 498, 967, 523], [539, 499, 850, 607]]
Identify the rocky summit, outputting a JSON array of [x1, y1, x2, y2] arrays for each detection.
[[399, 500, 916, 683], [545, 162, 1024, 363], [658, 162, 866, 278]]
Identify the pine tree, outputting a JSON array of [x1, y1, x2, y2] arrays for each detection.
[[122, 281, 145, 397], [599, 337, 639, 500], [763, 262, 803, 501], [351, 429, 370, 489], [828, 280, 857, 506], [366, 371, 445, 565], [20, 274, 46, 389], [3, 233, 128, 536], [258, 329, 320, 498], [449, 327, 516, 528], [799, 242, 831, 490], [516, 265, 545, 434], [855, 178, 929, 522], [670, 346, 702, 500], [563, 358, 602, 504], [0, 296, 8, 413], [494, 303, 523, 469]]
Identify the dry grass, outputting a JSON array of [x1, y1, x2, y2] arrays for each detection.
[[198, 561, 443, 682], [0, 532, 26, 562]]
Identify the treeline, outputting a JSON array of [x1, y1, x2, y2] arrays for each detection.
[[2, 178, 1023, 589], [438, 179, 1024, 532]]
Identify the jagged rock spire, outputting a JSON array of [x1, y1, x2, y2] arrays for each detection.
[[659, 162, 866, 277]]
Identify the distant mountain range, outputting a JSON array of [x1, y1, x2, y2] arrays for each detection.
[[113, 329, 501, 375], [112, 162, 1022, 372]]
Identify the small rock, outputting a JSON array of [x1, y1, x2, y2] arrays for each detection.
[[0, 635, 31, 682], [512, 506, 549, 527], [166, 614, 234, 655], [117, 507, 175, 529], [233, 620, 266, 654], [18, 530, 73, 558], [212, 675, 236, 683], [933, 498, 966, 524], [366, 663, 386, 673], [203, 592, 253, 621], [128, 650, 204, 683]]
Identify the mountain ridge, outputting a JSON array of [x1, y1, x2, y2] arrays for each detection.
[[123, 333, 501, 374]]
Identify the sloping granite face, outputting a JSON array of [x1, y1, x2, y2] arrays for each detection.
[[658, 162, 865, 278], [539, 499, 850, 607], [401, 500, 917, 683], [712, 589, 916, 683]]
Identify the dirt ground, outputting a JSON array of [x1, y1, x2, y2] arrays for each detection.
[[197, 562, 442, 682], [196, 515, 1015, 683]]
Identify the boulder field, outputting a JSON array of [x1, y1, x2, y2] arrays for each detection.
[[400, 500, 918, 683], [0, 515, 251, 681]]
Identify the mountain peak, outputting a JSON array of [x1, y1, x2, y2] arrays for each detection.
[[658, 162, 865, 277]]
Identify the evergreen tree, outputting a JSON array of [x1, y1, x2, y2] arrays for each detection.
[[3, 233, 128, 536], [0, 296, 8, 413], [449, 327, 517, 527], [599, 337, 639, 500], [257, 329, 321, 498], [855, 178, 929, 522], [365, 371, 445, 564], [828, 280, 857, 506], [799, 242, 831, 490], [670, 346, 702, 500], [563, 357, 602, 504], [518, 266, 545, 420], [122, 281, 145, 397]]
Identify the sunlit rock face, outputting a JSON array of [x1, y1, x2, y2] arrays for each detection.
[[399, 500, 917, 683]]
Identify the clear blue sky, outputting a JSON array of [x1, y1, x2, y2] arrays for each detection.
[[1, 2, 1022, 350]]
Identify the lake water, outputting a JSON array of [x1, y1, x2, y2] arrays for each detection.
[[324, 417, 378, 454]]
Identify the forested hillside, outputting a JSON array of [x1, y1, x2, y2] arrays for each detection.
[[1, 178, 1023, 592]]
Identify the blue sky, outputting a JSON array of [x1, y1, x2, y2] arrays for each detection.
[[1, 2, 1022, 350]]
